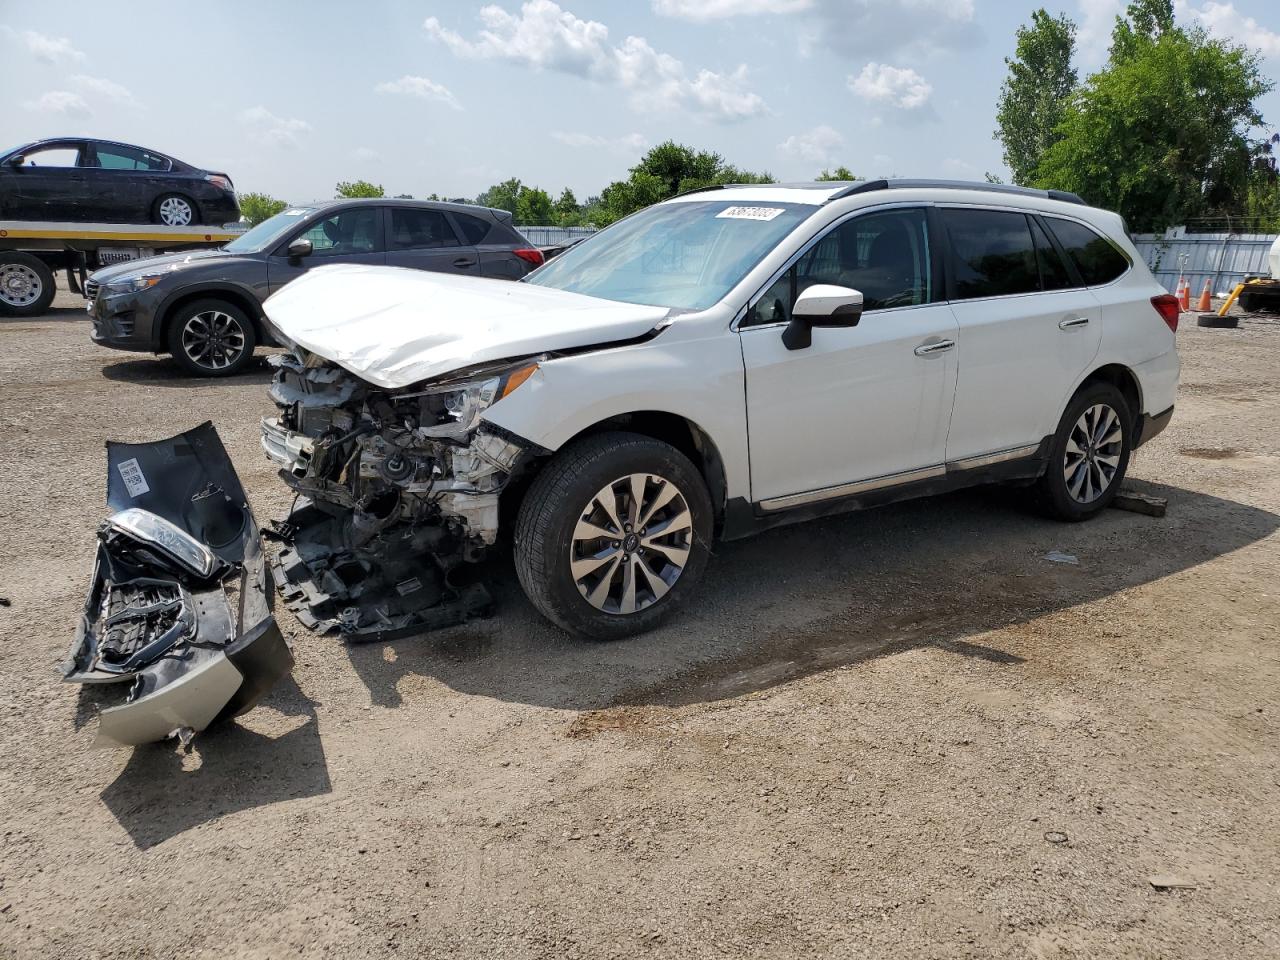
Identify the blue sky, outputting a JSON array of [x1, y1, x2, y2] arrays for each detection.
[[3, 0, 1278, 205]]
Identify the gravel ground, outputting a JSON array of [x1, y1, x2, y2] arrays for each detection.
[[1, 290, 1278, 959]]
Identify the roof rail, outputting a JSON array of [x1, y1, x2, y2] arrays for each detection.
[[673, 183, 726, 198], [828, 178, 1086, 206]]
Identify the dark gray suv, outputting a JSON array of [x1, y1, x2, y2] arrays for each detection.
[[87, 198, 545, 376]]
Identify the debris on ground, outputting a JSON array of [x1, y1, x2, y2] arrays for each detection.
[[1044, 551, 1080, 565], [1149, 875, 1198, 891], [1111, 489, 1169, 518]]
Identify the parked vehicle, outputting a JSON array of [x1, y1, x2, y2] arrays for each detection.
[[258, 180, 1180, 640], [86, 198, 545, 376], [0, 138, 238, 226]]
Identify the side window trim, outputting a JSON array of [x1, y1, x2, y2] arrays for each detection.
[[740, 203, 937, 329]]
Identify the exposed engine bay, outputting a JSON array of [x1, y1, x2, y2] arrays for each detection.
[[62, 423, 293, 748], [261, 350, 540, 642]]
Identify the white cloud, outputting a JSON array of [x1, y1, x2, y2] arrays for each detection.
[[69, 74, 137, 105], [1176, 1, 1280, 56], [777, 124, 844, 164], [23, 90, 91, 116], [1, 27, 87, 63], [788, 0, 977, 58], [1076, 0, 1125, 63], [551, 131, 649, 151], [374, 75, 462, 110], [424, 1, 768, 121], [652, 0, 812, 19], [239, 106, 312, 147], [354, 146, 382, 162], [849, 63, 932, 109], [942, 157, 979, 176]]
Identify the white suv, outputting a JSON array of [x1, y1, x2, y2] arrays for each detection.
[[260, 180, 1180, 641]]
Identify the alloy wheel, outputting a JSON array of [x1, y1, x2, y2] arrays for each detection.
[[0, 263, 42, 308], [1063, 403, 1123, 503], [158, 197, 194, 226], [180, 310, 246, 371], [570, 472, 693, 615]]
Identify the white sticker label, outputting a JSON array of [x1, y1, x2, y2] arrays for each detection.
[[716, 206, 785, 221], [116, 458, 150, 498]]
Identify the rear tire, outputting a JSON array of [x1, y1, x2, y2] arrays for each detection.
[[166, 298, 257, 377], [0, 253, 56, 317], [1035, 382, 1133, 522], [514, 431, 713, 640], [153, 194, 197, 226]]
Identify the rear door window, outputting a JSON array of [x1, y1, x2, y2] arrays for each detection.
[[942, 208, 1041, 299], [1044, 217, 1130, 286], [91, 144, 171, 171], [389, 208, 461, 249], [1029, 217, 1075, 291]]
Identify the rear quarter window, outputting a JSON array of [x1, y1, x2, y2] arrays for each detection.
[[1045, 217, 1130, 286], [451, 212, 495, 245]]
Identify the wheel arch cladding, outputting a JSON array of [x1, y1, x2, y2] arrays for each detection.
[[508, 411, 728, 532], [158, 287, 263, 348], [1079, 363, 1143, 434]]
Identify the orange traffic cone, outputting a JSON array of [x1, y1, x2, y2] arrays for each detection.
[[1195, 278, 1212, 312], [1177, 277, 1190, 311]]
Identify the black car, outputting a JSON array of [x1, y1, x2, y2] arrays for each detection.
[[0, 138, 239, 226], [87, 198, 546, 376]]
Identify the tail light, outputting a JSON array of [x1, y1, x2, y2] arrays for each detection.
[[205, 174, 234, 192], [1151, 294, 1180, 333], [513, 248, 545, 267]]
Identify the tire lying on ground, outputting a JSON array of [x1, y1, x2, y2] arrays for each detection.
[[0, 252, 57, 317], [1197, 313, 1239, 328]]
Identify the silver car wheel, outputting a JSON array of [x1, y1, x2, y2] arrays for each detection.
[[158, 196, 194, 226], [570, 472, 693, 615], [0, 263, 42, 307], [1063, 403, 1123, 504], [180, 310, 246, 371]]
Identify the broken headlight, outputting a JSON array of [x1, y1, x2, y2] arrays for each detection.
[[417, 362, 538, 433]]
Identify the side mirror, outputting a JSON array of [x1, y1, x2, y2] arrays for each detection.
[[782, 285, 864, 351], [286, 237, 313, 260], [8, 154, 25, 167]]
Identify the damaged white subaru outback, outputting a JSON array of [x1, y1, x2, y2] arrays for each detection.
[[259, 180, 1179, 641]]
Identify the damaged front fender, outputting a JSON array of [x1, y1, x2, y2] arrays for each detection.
[[62, 422, 293, 748]]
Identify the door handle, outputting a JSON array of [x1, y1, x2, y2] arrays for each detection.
[[1058, 317, 1090, 329], [914, 339, 955, 356], [453, 257, 476, 268]]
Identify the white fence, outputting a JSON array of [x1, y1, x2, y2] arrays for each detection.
[[1131, 232, 1276, 295], [515, 225, 598, 246]]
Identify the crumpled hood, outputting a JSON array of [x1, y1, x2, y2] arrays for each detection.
[[263, 263, 672, 390]]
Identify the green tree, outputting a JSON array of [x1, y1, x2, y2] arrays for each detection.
[[1034, 4, 1272, 230], [816, 166, 861, 181], [516, 186, 555, 224], [475, 178, 523, 215], [553, 187, 581, 225], [334, 180, 385, 198], [593, 142, 775, 224], [238, 192, 287, 226], [394, 193, 414, 200], [995, 9, 1078, 186]]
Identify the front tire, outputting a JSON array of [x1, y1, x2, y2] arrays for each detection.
[[514, 432, 714, 640], [165, 299, 257, 377], [1036, 382, 1133, 521], [154, 194, 196, 226]]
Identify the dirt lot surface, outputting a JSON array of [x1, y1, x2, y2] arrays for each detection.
[[2, 291, 1278, 959]]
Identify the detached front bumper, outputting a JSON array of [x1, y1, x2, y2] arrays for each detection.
[[62, 423, 292, 748]]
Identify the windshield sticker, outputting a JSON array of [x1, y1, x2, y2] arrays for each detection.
[[116, 458, 151, 498], [716, 206, 785, 222]]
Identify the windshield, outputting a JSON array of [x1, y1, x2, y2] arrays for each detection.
[[224, 207, 315, 254], [524, 199, 815, 310]]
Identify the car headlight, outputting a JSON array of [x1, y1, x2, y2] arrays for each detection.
[[420, 362, 539, 432], [102, 275, 163, 295]]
